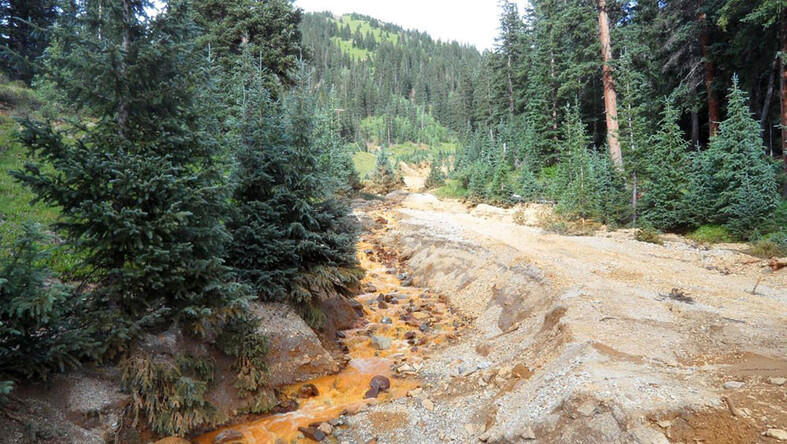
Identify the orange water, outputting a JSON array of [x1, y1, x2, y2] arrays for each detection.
[[196, 229, 460, 444]]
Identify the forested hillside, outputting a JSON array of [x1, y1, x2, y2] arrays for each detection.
[[300, 12, 481, 147]]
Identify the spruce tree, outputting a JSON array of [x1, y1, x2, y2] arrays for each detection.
[[13, 0, 249, 354], [0, 0, 58, 82], [0, 225, 96, 386], [686, 78, 779, 237], [226, 60, 361, 325], [641, 101, 690, 230], [555, 105, 596, 218], [424, 154, 446, 189]]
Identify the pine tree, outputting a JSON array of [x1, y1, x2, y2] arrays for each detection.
[[13, 0, 249, 354], [1, 225, 96, 387], [641, 101, 690, 230], [424, 154, 446, 189], [369, 147, 403, 194], [686, 77, 779, 237], [555, 105, 596, 218]]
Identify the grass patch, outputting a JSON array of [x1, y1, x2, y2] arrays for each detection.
[[434, 179, 468, 199], [687, 225, 733, 244], [0, 81, 41, 111], [352, 151, 376, 179], [746, 232, 787, 258]]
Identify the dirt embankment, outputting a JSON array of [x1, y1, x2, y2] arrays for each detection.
[[336, 192, 786, 444]]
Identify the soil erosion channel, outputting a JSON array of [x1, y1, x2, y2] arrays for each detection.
[[197, 209, 465, 443]]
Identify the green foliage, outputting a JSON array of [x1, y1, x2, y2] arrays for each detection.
[[688, 225, 734, 244], [121, 354, 223, 437], [685, 79, 779, 239], [225, 60, 361, 314], [0, 80, 41, 110], [193, 0, 303, 89], [434, 179, 469, 199], [424, 155, 446, 189], [368, 148, 403, 194], [641, 101, 690, 230], [0, 0, 59, 83], [746, 231, 787, 258], [13, 1, 251, 357], [0, 225, 96, 387]]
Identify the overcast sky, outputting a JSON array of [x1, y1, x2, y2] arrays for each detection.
[[295, 0, 519, 51]]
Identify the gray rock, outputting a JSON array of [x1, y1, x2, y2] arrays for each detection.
[[371, 335, 392, 350], [723, 381, 744, 389], [768, 377, 786, 386]]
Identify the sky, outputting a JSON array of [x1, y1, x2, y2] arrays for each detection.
[[294, 0, 516, 51]]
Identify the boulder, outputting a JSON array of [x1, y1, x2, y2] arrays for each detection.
[[250, 302, 340, 387]]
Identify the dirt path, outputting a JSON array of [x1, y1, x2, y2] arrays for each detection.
[[334, 193, 786, 444]]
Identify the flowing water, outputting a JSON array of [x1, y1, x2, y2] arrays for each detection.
[[197, 220, 462, 443]]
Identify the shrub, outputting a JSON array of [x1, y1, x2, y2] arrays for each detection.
[[635, 227, 664, 245], [0, 225, 96, 387], [688, 225, 733, 244], [747, 231, 787, 258], [424, 157, 446, 189]]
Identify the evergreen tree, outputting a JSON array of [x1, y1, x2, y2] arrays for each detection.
[[13, 0, 249, 354], [641, 101, 690, 230], [368, 148, 403, 194], [226, 59, 361, 324], [0, 225, 96, 386], [424, 154, 446, 189], [686, 78, 779, 237], [0, 0, 58, 82], [555, 106, 596, 218]]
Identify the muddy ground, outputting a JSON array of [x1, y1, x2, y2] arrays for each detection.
[[335, 192, 786, 444]]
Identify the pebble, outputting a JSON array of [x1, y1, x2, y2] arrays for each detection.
[[723, 381, 744, 389], [371, 335, 391, 350], [422, 398, 435, 411], [764, 429, 787, 441], [298, 426, 326, 441], [521, 426, 536, 440], [657, 420, 672, 429], [381, 317, 392, 324], [370, 375, 391, 391], [298, 383, 319, 398], [769, 377, 786, 386], [318, 422, 333, 435]]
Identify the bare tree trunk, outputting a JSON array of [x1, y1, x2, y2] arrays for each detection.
[[691, 108, 700, 147], [761, 54, 777, 136], [118, 0, 131, 135], [699, 2, 720, 138], [781, 16, 787, 196], [597, 0, 623, 168]]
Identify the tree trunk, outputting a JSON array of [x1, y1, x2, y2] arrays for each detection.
[[507, 54, 515, 114], [691, 108, 700, 147], [781, 16, 787, 196], [118, 0, 131, 135], [699, 2, 720, 138], [761, 53, 778, 136], [597, 0, 623, 168]]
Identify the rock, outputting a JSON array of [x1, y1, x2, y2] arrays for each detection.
[[370, 375, 391, 391], [401, 278, 413, 287], [764, 429, 787, 441], [477, 361, 491, 370], [371, 335, 392, 350], [723, 381, 744, 389], [520, 426, 536, 440], [422, 398, 434, 411], [272, 398, 298, 414], [250, 302, 339, 386], [298, 383, 320, 398], [378, 301, 388, 309], [381, 317, 392, 324], [404, 331, 417, 340], [397, 364, 415, 373], [657, 420, 671, 429], [214, 429, 243, 443], [576, 400, 597, 417], [318, 422, 333, 435], [298, 426, 326, 441], [364, 284, 377, 293], [768, 377, 786, 386], [364, 387, 380, 399], [336, 330, 346, 339]]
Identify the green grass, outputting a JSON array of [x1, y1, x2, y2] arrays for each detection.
[[687, 225, 733, 244], [352, 151, 376, 179], [0, 80, 41, 111], [335, 15, 399, 45], [330, 37, 372, 61], [434, 179, 468, 199]]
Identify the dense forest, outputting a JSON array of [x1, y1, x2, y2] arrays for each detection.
[[450, 0, 785, 248], [0, 0, 786, 440]]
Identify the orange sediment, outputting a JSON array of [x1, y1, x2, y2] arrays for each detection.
[[196, 217, 461, 443]]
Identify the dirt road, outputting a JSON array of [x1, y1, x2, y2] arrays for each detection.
[[335, 192, 786, 444]]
